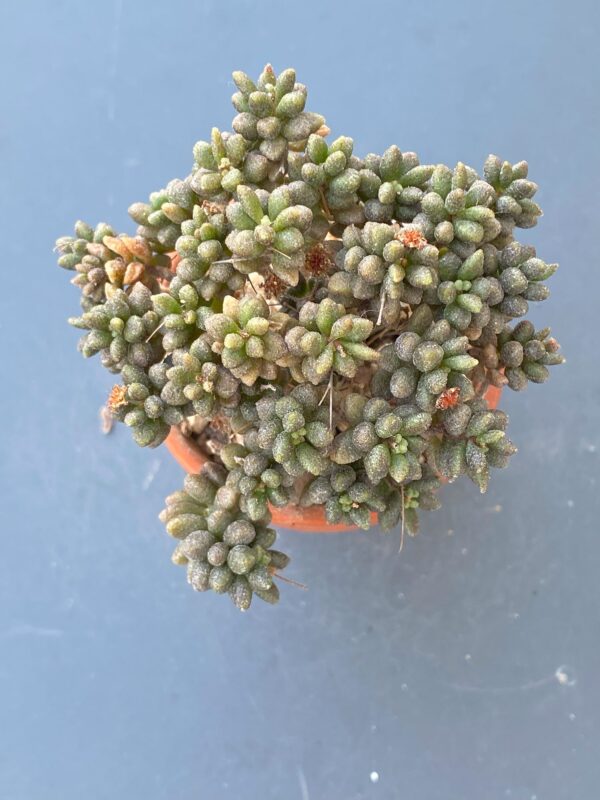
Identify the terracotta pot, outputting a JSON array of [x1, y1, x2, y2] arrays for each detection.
[[164, 384, 502, 533]]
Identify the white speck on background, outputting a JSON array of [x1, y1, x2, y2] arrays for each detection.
[[401, 683, 408, 691], [465, 653, 472, 661], [569, 712, 576, 721], [370, 771, 379, 784], [567, 499, 574, 508], [142, 459, 161, 491], [297, 766, 310, 800], [2, 624, 64, 639], [555, 665, 576, 686]]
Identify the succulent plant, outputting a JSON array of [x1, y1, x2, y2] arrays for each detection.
[[497, 321, 564, 390], [107, 362, 180, 448], [56, 221, 171, 311], [57, 63, 563, 611], [331, 395, 429, 485], [173, 202, 248, 300], [285, 298, 379, 384], [288, 134, 365, 227], [161, 335, 240, 418], [224, 184, 315, 285], [431, 398, 517, 492], [190, 128, 249, 201], [255, 383, 333, 477], [357, 145, 434, 224], [162, 465, 287, 609], [129, 179, 197, 252], [329, 221, 436, 315], [300, 465, 394, 530], [385, 317, 480, 412], [219, 441, 295, 521], [230, 64, 325, 158], [203, 294, 288, 386], [68, 284, 161, 372]]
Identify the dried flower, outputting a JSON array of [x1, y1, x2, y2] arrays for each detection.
[[395, 225, 427, 250], [107, 384, 128, 412], [262, 272, 287, 300], [304, 243, 333, 277], [435, 387, 461, 410], [201, 199, 226, 216]]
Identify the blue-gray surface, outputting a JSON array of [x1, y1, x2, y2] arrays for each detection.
[[1, 1, 599, 798]]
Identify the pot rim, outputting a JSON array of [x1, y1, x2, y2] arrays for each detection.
[[164, 383, 502, 533]]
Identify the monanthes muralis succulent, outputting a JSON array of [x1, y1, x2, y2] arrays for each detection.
[[203, 294, 288, 386], [285, 298, 379, 385], [57, 63, 563, 611]]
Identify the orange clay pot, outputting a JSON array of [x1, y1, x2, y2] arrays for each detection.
[[164, 384, 502, 532]]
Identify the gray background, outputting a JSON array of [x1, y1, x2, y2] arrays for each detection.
[[1, 1, 599, 798]]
